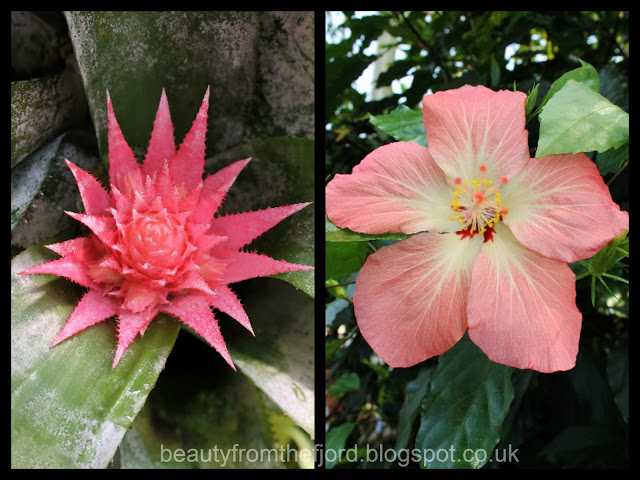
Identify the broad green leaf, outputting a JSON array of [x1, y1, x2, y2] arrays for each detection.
[[539, 425, 628, 468], [64, 11, 261, 159], [607, 330, 629, 423], [395, 366, 435, 452], [325, 422, 355, 469], [65, 12, 313, 161], [415, 335, 514, 469], [537, 80, 629, 157], [11, 135, 64, 231], [11, 245, 180, 468], [538, 59, 600, 112], [327, 372, 360, 396], [11, 132, 101, 250], [207, 138, 314, 297], [226, 278, 315, 438], [326, 216, 410, 242], [11, 66, 88, 167], [326, 241, 368, 281], [369, 105, 427, 146], [118, 349, 281, 468], [596, 142, 629, 176]]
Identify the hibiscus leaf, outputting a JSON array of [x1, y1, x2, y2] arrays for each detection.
[[536, 80, 629, 157], [536, 58, 600, 115], [326, 241, 368, 281], [117, 352, 280, 468], [369, 105, 428, 146], [327, 372, 360, 397], [207, 138, 314, 297], [395, 366, 435, 452], [326, 216, 410, 242], [606, 330, 629, 423], [325, 422, 355, 469], [415, 335, 514, 469], [11, 244, 180, 468]]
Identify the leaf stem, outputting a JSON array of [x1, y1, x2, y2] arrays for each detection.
[[606, 160, 628, 186]]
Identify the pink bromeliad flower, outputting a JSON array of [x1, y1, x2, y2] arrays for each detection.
[[326, 85, 628, 373], [20, 88, 312, 369]]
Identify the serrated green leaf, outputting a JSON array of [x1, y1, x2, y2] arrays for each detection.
[[395, 366, 435, 452], [538, 59, 600, 113], [537, 80, 629, 157], [11, 244, 180, 468], [415, 335, 514, 469], [325, 422, 355, 469], [327, 372, 360, 396], [587, 230, 628, 276], [369, 105, 427, 146], [326, 216, 410, 242], [524, 83, 539, 123], [596, 142, 629, 176]]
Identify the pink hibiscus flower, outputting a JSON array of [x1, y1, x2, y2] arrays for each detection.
[[20, 88, 312, 369], [326, 85, 628, 373]]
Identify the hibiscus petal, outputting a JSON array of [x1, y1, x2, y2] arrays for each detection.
[[222, 251, 313, 284], [501, 153, 629, 262], [354, 232, 482, 368], [467, 224, 582, 373], [107, 90, 141, 192], [142, 88, 175, 179], [210, 285, 253, 334], [422, 85, 530, 182], [326, 142, 456, 235], [170, 87, 209, 191], [113, 309, 155, 367], [210, 203, 311, 250], [51, 290, 118, 347], [65, 160, 110, 215], [162, 292, 235, 370]]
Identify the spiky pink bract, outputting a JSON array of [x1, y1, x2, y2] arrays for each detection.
[[326, 84, 628, 373], [21, 88, 313, 369]]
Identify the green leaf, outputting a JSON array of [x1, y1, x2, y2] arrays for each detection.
[[369, 105, 427, 147], [327, 372, 360, 396], [11, 66, 87, 167], [325, 422, 355, 469], [207, 138, 314, 297], [536, 79, 629, 157], [11, 134, 64, 231], [11, 244, 180, 468], [587, 230, 628, 277], [489, 55, 501, 88], [607, 330, 629, 423], [395, 366, 435, 452], [415, 335, 514, 469], [227, 278, 315, 438], [325, 298, 350, 327], [326, 216, 410, 242], [596, 142, 629, 176], [118, 351, 281, 468], [539, 425, 628, 468], [326, 241, 368, 281], [524, 83, 539, 123], [538, 59, 600, 112]]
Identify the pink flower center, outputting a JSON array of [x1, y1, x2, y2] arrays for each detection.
[[451, 165, 509, 242]]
